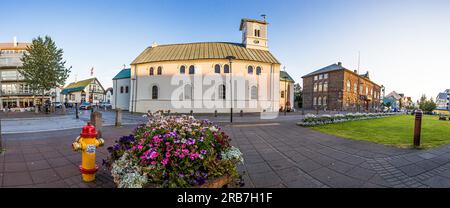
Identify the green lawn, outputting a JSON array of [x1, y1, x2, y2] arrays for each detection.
[[309, 115, 450, 149]]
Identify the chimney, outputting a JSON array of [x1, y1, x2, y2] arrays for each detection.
[[13, 36, 18, 47], [151, 41, 158, 47], [354, 70, 357, 73], [337, 62, 342, 66]]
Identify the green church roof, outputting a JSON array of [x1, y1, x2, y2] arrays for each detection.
[[61, 78, 95, 94], [280, 71, 295, 82], [113, 68, 131, 80]]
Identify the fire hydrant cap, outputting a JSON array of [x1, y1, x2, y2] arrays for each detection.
[[80, 123, 97, 138]]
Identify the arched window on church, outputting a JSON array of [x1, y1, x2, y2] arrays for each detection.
[[251, 86, 258, 99], [224, 64, 230, 73], [219, 84, 226, 100], [214, 64, 221, 74], [248, 66, 253, 74], [184, 84, 192, 100], [149, 67, 154, 76], [152, 85, 158, 99], [157, 66, 162, 75], [189, 65, 195, 74], [180, 65, 186, 74], [256, 66, 262, 75]]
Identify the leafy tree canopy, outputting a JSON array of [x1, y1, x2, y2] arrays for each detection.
[[19, 36, 71, 95]]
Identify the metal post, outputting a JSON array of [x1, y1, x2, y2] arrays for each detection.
[[226, 56, 236, 123], [75, 103, 79, 119], [414, 109, 423, 148], [0, 118, 3, 151]]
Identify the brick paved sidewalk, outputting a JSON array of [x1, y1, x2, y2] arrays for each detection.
[[2, 121, 450, 188]]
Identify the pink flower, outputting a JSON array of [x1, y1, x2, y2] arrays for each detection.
[[150, 151, 159, 159], [190, 153, 199, 160], [151, 161, 157, 165], [161, 158, 169, 165]]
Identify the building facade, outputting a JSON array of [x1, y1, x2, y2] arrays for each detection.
[[105, 87, 113, 104], [436, 89, 450, 111], [61, 78, 105, 105], [128, 18, 281, 113], [0, 38, 51, 110], [279, 71, 295, 111], [112, 68, 131, 110], [302, 62, 382, 112]]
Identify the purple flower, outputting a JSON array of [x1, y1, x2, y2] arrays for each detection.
[[195, 176, 206, 185], [200, 150, 207, 155]]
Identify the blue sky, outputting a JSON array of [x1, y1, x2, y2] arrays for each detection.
[[1, 0, 450, 100]]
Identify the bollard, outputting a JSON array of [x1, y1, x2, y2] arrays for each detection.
[[0, 118, 3, 151], [167, 110, 171, 116], [115, 108, 122, 127], [62, 105, 66, 115], [240, 110, 243, 117], [91, 111, 103, 139], [414, 109, 423, 148], [190, 110, 193, 116], [75, 103, 79, 119], [214, 110, 218, 117]]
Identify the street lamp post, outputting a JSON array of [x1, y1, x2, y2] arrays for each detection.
[[283, 66, 287, 116], [226, 56, 236, 123]]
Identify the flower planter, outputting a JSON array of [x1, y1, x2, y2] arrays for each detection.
[[106, 112, 243, 188]]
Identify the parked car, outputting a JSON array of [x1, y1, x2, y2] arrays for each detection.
[[79, 102, 92, 110], [99, 102, 112, 109], [54, 102, 62, 108]]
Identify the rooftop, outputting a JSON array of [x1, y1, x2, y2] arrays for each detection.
[[131, 42, 280, 65], [113, 68, 131, 80], [280, 71, 295, 83], [61, 78, 96, 94], [302, 63, 347, 77]]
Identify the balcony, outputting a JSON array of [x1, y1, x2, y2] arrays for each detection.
[[0, 57, 23, 68]]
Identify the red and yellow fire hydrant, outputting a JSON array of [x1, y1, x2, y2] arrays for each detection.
[[72, 122, 104, 182]]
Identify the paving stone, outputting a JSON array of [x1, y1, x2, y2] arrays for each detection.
[[276, 167, 305, 182], [30, 169, 60, 184], [54, 164, 80, 179], [310, 167, 364, 188], [341, 155, 366, 165], [415, 160, 441, 171], [26, 160, 51, 171], [422, 175, 450, 188], [418, 153, 437, 160], [389, 157, 413, 167], [296, 159, 322, 172], [327, 161, 355, 174], [398, 164, 427, 177], [346, 166, 376, 181], [47, 157, 73, 168], [245, 162, 273, 174], [268, 159, 294, 170], [4, 162, 28, 172], [284, 177, 322, 188], [2, 172, 33, 187], [249, 171, 282, 187]]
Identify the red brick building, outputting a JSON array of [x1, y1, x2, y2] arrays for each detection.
[[302, 62, 382, 112]]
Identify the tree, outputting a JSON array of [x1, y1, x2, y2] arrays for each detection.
[[19, 36, 71, 112], [294, 83, 302, 108], [418, 94, 436, 112]]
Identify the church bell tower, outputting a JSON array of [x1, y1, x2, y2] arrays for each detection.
[[240, 15, 269, 51]]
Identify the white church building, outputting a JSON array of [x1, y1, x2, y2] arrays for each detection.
[[127, 17, 281, 114]]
